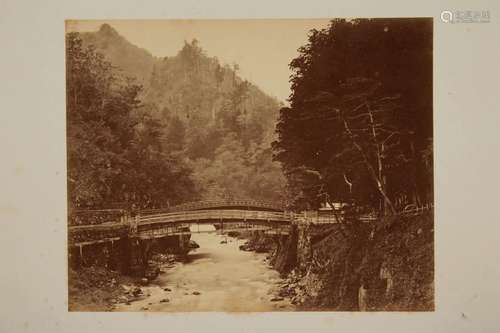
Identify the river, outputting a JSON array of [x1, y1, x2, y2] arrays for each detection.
[[114, 226, 295, 312]]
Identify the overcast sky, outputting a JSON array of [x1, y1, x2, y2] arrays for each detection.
[[67, 19, 332, 103]]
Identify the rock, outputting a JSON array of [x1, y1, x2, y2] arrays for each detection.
[[163, 288, 172, 292], [189, 240, 200, 249], [148, 302, 153, 305], [270, 297, 284, 302], [239, 243, 253, 251], [192, 291, 201, 295], [145, 266, 160, 280], [140, 278, 149, 285], [220, 240, 227, 244], [160, 298, 169, 303], [132, 287, 143, 296], [140, 306, 149, 311], [278, 289, 289, 297]]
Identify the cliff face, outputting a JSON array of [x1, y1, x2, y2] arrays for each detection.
[[258, 213, 434, 311]]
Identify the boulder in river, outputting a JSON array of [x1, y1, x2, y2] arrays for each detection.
[[192, 291, 201, 295], [164, 287, 172, 292], [189, 240, 200, 249], [132, 287, 143, 296], [270, 297, 284, 302], [118, 296, 128, 303], [160, 298, 170, 303]]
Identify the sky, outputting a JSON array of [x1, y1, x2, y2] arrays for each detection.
[[66, 19, 332, 103]]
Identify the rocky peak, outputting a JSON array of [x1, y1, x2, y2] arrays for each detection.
[[98, 23, 119, 37]]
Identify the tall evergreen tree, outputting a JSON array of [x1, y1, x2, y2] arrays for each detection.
[[273, 19, 433, 214]]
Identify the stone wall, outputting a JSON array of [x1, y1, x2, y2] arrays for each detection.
[[68, 233, 192, 277]]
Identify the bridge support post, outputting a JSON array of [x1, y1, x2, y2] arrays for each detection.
[[127, 236, 145, 276]]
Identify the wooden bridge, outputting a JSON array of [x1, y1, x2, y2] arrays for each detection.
[[68, 207, 296, 246], [135, 209, 292, 240], [67, 200, 433, 277], [68, 199, 434, 246]]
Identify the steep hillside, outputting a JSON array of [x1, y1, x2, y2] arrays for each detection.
[[77, 24, 285, 203], [80, 24, 157, 87]]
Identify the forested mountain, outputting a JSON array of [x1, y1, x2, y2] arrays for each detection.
[[67, 24, 285, 210]]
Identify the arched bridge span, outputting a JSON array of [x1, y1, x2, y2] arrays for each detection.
[[139, 199, 285, 215]]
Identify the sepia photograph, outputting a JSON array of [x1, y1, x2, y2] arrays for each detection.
[[65, 18, 434, 312], [5, 0, 500, 331]]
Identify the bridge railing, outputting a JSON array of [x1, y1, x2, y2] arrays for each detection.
[[138, 209, 290, 225], [139, 199, 285, 215]]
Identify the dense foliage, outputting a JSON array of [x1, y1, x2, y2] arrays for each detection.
[[273, 19, 433, 213], [143, 39, 286, 201], [66, 33, 197, 209], [68, 25, 286, 209]]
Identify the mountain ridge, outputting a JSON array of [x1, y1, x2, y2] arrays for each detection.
[[75, 24, 286, 202]]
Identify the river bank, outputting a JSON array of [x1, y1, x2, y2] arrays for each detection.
[[69, 230, 295, 312], [244, 212, 435, 311]]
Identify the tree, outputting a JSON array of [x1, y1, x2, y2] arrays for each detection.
[[66, 33, 198, 209], [273, 18, 433, 215]]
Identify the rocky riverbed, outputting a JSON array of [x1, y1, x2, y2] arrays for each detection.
[[110, 232, 295, 312]]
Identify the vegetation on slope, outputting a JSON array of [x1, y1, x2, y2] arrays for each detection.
[[68, 24, 286, 209]]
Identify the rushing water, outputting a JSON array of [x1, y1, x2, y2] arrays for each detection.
[[115, 226, 294, 312]]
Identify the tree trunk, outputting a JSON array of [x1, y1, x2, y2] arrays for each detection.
[[342, 117, 396, 215]]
